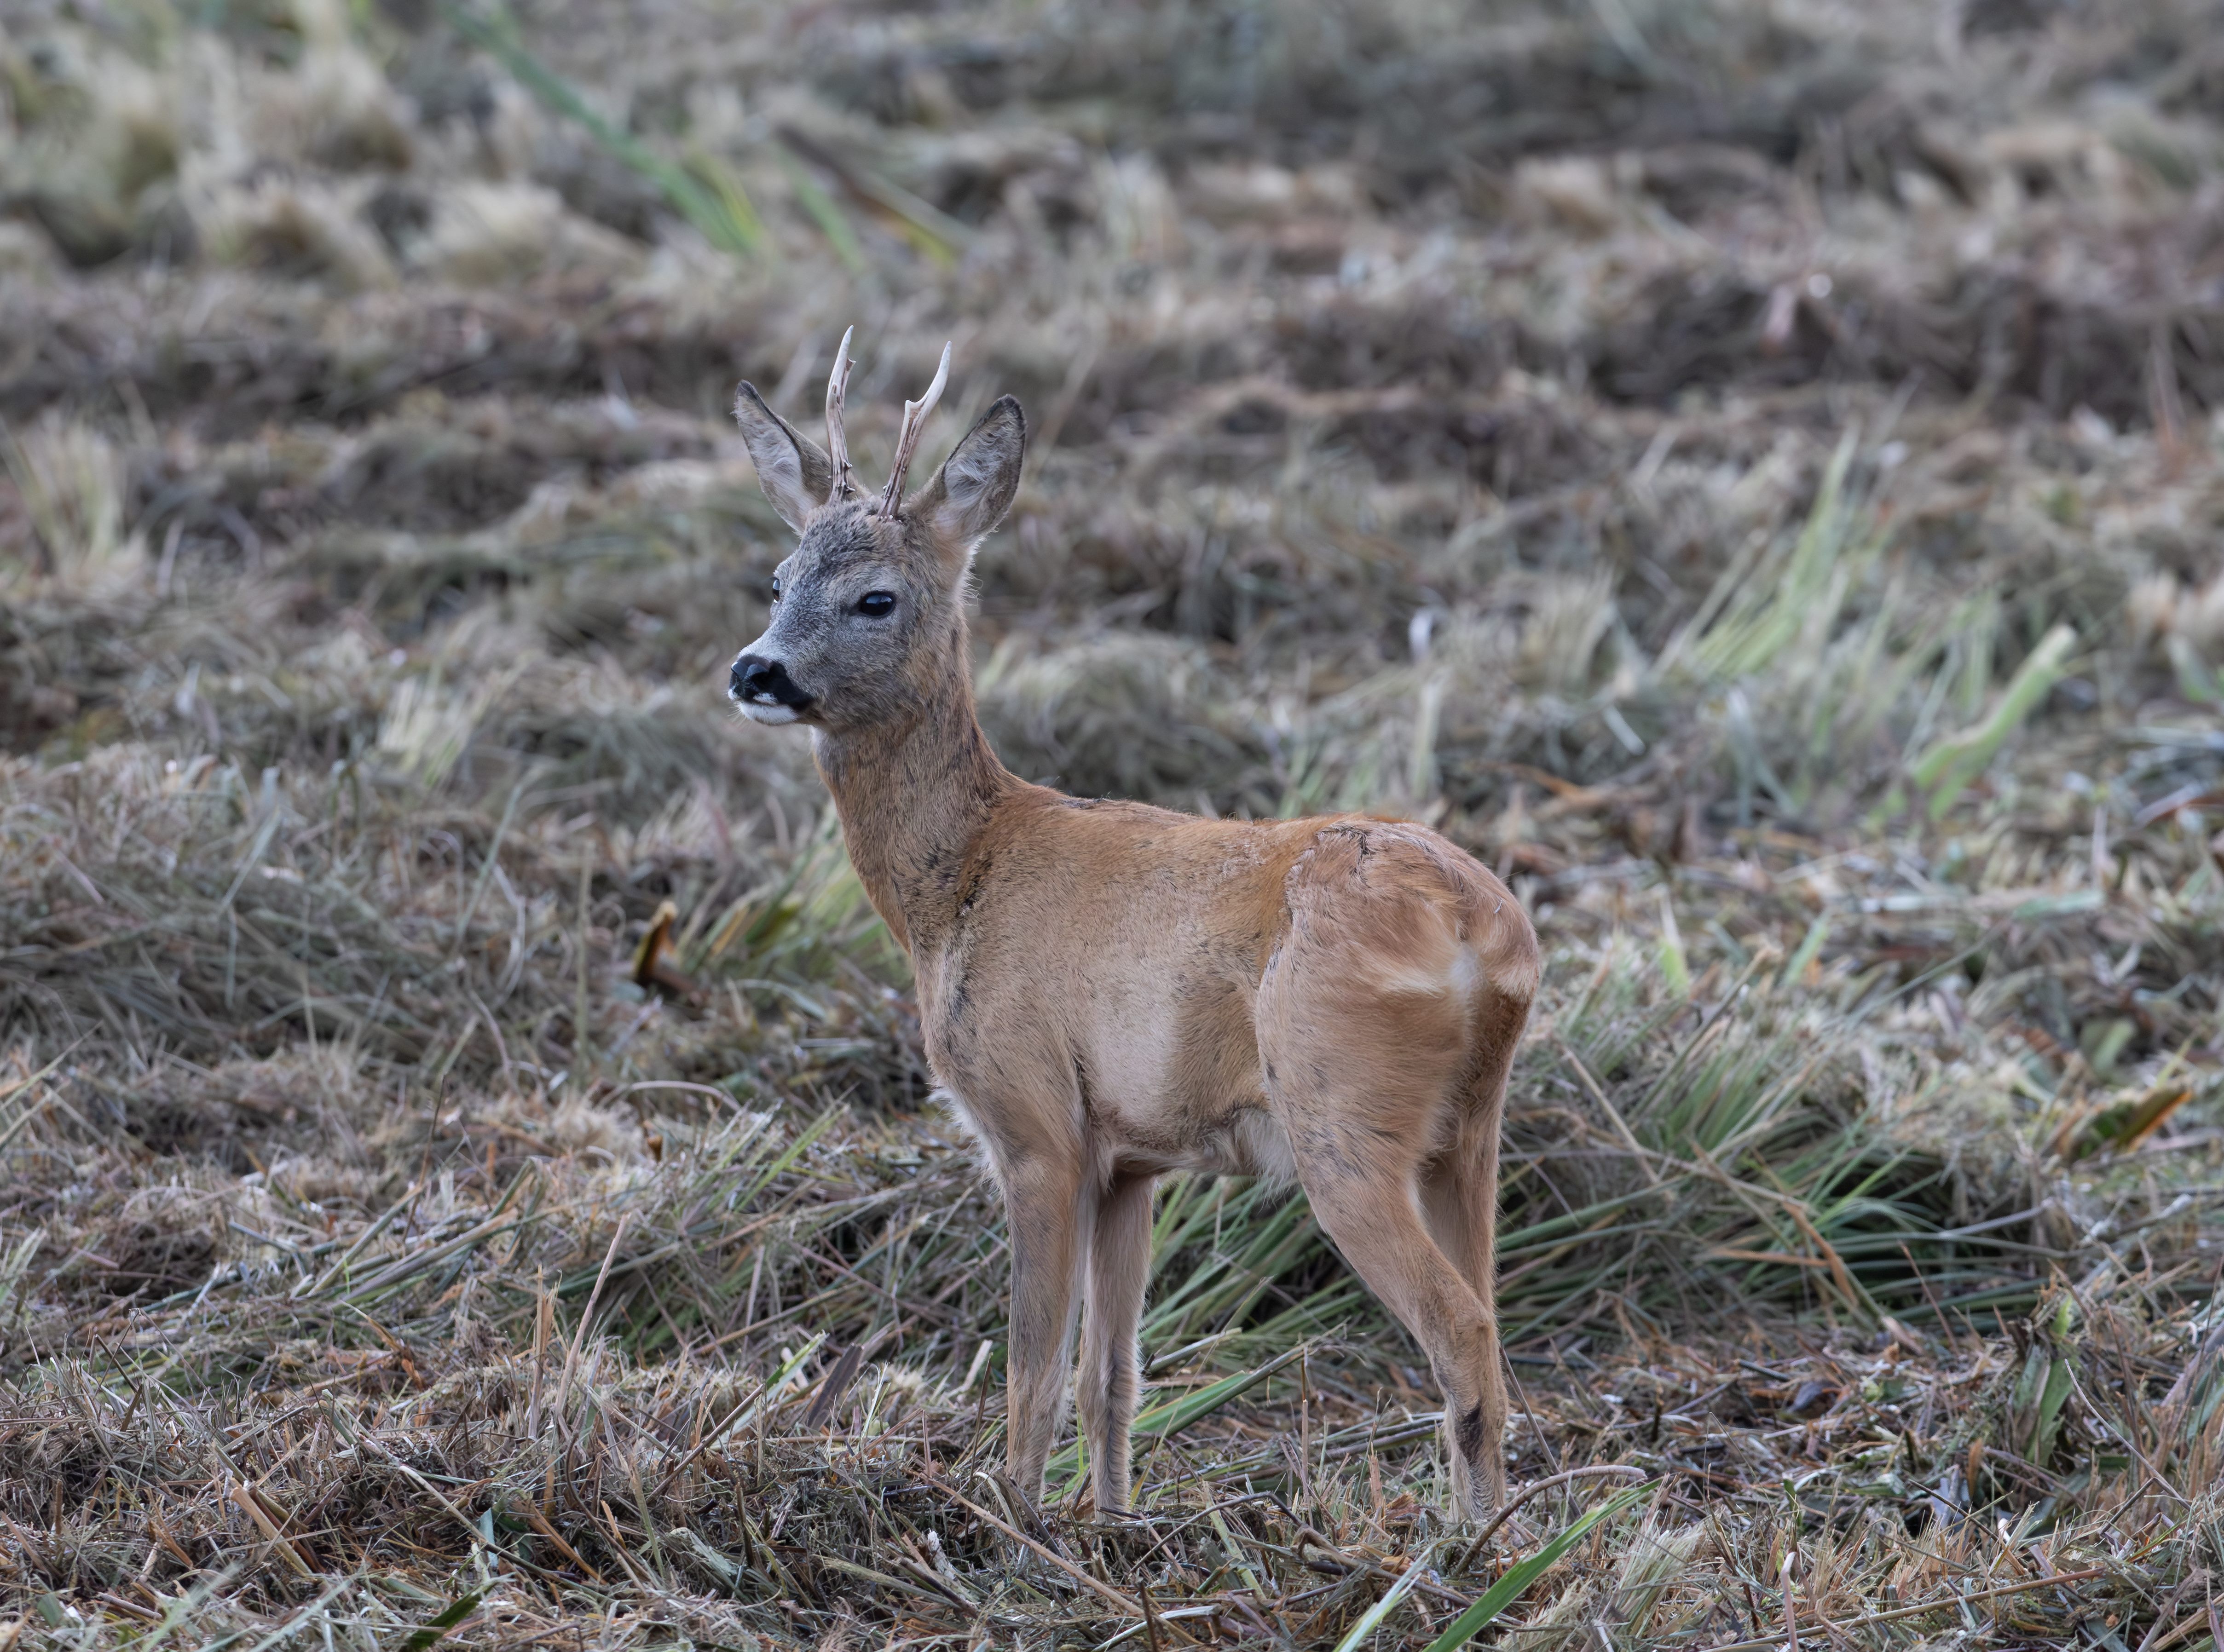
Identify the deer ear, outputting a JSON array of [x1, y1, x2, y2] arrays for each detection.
[[910, 396, 1026, 559], [733, 382, 833, 533]]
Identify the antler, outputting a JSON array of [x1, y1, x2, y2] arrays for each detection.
[[824, 325, 857, 503], [874, 341, 952, 517]]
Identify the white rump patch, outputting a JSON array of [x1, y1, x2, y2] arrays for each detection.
[[1371, 943, 1483, 1000]]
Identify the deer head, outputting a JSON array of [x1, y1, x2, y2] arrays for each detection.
[[726, 331, 1026, 734]]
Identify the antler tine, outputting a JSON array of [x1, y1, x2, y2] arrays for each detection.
[[824, 325, 857, 503], [875, 341, 953, 517]]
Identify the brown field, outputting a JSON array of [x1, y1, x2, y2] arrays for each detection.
[[3, 0, 2224, 1646]]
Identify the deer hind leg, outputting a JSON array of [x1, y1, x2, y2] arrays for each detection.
[[1290, 1133, 1504, 1516], [1260, 1010, 1507, 1517], [1417, 1134, 1509, 1513], [1418, 988, 1528, 1513], [1076, 1170, 1154, 1515], [1260, 823, 1530, 1517], [999, 1154, 1090, 1502]]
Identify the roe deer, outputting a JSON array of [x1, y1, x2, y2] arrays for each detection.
[[727, 333, 1539, 1518]]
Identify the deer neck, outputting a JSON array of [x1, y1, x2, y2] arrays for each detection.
[[810, 629, 1016, 954]]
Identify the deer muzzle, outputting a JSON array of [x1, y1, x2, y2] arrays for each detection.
[[728, 653, 813, 722]]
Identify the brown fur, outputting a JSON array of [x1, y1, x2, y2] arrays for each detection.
[[728, 350, 1538, 1518]]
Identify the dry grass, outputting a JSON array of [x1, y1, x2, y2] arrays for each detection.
[[3, 0, 2224, 1646]]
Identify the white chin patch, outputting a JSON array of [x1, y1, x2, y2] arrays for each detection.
[[738, 698, 803, 726]]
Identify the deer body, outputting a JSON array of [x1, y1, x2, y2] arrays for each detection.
[[729, 337, 1539, 1518]]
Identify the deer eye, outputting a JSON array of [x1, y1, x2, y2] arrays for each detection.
[[769, 576, 782, 602], [856, 591, 896, 617]]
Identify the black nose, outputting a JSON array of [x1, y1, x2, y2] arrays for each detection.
[[729, 654, 810, 707]]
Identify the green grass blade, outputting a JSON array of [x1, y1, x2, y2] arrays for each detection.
[[1424, 1483, 1653, 1652], [772, 142, 868, 274], [397, 1591, 485, 1652], [445, 2, 759, 258], [1330, 1537, 1444, 1652], [1908, 622, 2075, 817], [1049, 1345, 1307, 1483], [1132, 1344, 1306, 1439]]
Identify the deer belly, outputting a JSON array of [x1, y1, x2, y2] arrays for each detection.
[[1092, 1103, 1295, 1186], [1086, 1037, 1290, 1183]]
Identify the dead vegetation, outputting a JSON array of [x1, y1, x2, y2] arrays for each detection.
[[2, 0, 2223, 1646]]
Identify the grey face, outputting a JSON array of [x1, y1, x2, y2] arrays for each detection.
[[728, 502, 948, 733], [724, 380, 1029, 735]]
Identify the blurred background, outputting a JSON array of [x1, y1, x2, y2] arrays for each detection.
[[3, 0, 2223, 1646]]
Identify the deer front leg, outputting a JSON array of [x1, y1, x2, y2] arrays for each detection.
[[1077, 1170, 1154, 1515], [999, 1153, 1089, 1502]]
